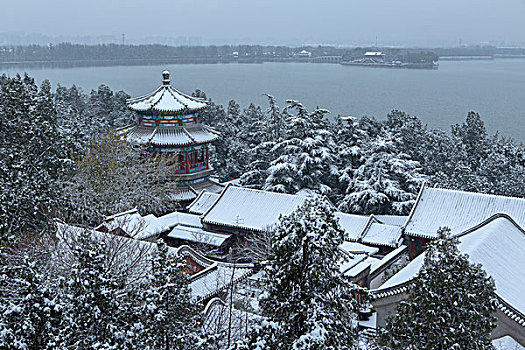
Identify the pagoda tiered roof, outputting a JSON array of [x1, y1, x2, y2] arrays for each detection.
[[124, 124, 219, 147], [127, 70, 208, 114]]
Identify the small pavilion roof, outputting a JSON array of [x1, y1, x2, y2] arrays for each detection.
[[361, 222, 403, 248], [127, 71, 208, 114], [374, 215, 408, 227], [404, 184, 525, 239], [188, 191, 220, 215], [335, 212, 405, 248], [167, 226, 230, 247], [96, 208, 203, 240], [335, 212, 370, 241]]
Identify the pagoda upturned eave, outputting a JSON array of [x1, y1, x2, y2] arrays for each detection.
[[124, 124, 219, 147], [126, 71, 208, 114]]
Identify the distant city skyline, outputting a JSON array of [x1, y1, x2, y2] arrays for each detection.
[[1, 31, 524, 48], [2, 0, 525, 47]]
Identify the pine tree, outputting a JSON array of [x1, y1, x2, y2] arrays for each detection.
[[333, 115, 367, 204], [0, 74, 69, 236], [0, 242, 63, 350], [338, 134, 425, 215], [140, 240, 205, 350], [385, 230, 498, 349], [60, 228, 137, 349], [263, 94, 284, 141], [241, 198, 364, 349], [264, 101, 335, 195]]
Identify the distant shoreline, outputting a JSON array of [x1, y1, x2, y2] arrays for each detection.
[[1, 43, 523, 70], [1, 57, 524, 71]]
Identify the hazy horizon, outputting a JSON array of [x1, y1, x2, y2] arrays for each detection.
[[2, 0, 525, 47]]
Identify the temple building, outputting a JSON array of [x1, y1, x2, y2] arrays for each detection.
[[123, 70, 223, 203]]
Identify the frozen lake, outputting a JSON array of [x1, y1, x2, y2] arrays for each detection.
[[2, 59, 525, 141]]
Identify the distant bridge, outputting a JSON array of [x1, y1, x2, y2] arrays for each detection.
[[310, 56, 342, 63]]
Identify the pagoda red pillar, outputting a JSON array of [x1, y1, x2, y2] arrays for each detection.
[[206, 147, 209, 169], [185, 151, 190, 173]]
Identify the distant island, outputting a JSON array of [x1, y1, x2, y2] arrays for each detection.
[[340, 50, 438, 69]]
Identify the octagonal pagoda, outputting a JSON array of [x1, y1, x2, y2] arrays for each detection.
[[124, 70, 221, 202]]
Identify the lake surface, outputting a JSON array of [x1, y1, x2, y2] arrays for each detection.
[[2, 59, 525, 141]]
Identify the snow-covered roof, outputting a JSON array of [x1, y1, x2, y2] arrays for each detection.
[[167, 226, 230, 247], [378, 215, 525, 316], [335, 212, 370, 241], [404, 184, 525, 239], [339, 251, 369, 275], [364, 52, 384, 56], [339, 241, 380, 256], [179, 247, 255, 299], [220, 178, 241, 187], [127, 71, 208, 114], [187, 191, 220, 215], [374, 215, 408, 227], [201, 185, 313, 232], [335, 213, 404, 248], [97, 209, 202, 240], [369, 245, 407, 276], [492, 336, 525, 350], [361, 222, 403, 248], [125, 124, 219, 147], [189, 263, 253, 299], [339, 243, 407, 279], [344, 257, 377, 278], [170, 187, 198, 202], [57, 221, 157, 254]]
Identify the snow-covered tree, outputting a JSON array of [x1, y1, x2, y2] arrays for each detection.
[[63, 129, 176, 225], [139, 240, 205, 350], [0, 74, 70, 236], [240, 198, 365, 349], [264, 101, 336, 195], [60, 228, 138, 349], [338, 134, 425, 215], [85, 85, 135, 131], [264, 94, 284, 142], [384, 229, 498, 349], [0, 239, 63, 350]]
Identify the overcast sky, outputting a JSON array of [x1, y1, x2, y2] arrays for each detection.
[[2, 0, 525, 46]]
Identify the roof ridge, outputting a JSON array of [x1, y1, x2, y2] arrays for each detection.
[[126, 85, 164, 104], [370, 221, 401, 229], [166, 86, 189, 111], [104, 208, 139, 221], [358, 215, 379, 240], [431, 186, 525, 202], [227, 185, 310, 200], [200, 183, 231, 219], [148, 127, 158, 143], [402, 182, 426, 231], [149, 86, 170, 110], [168, 85, 208, 104], [182, 127, 196, 143], [456, 212, 525, 238], [335, 212, 368, 218]]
